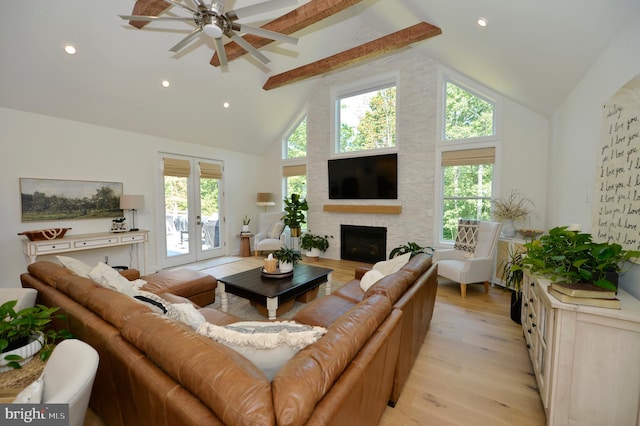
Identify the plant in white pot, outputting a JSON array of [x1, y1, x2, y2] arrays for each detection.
[[0, 300, 73, 371], [273, 246, 302, 273], [300, 232, 333, 260]]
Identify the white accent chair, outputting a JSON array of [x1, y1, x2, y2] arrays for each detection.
[[0, 288, 37, 311], [254, 211, 286, 256], [432, 220, 502, 298], [42, 339, 100, 426]]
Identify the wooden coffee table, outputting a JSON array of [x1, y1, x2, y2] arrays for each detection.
[[217, 263, 333, 320]]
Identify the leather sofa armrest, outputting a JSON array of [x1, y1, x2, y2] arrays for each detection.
[[354, 266, 372, 280], [120, 269, 140, 280]]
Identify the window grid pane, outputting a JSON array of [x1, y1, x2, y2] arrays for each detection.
[[286, 116, 307, 159]]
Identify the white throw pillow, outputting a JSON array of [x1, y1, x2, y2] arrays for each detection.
[[266, 222, 285, 239], [197, 321, 326, 380], [13, 376, 43, 403], [372, 252, 411, 276], [359, 269, 385, 292], [56, 256, 92, 278], [166, 303, 206, 330], [89, 262, 145, 296]]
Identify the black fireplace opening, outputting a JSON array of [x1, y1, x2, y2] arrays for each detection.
[[341, 225, 387, 263]]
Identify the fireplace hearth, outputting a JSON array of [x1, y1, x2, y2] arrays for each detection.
[[341, 225, 387, 263]]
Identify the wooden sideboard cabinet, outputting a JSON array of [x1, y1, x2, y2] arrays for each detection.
[[522, 272, 640, 425], [21, 230, 149, 274]]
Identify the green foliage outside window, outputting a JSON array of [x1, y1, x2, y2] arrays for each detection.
[[286, 116, 307, 159], [339, 86, 396, 152], [445, 82, 494, 140], [286, 175, 306, 201], [442, 164, 493, 241]]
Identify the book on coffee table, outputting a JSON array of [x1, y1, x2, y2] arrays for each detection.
[[549, 282, 616, 299], [548, 288, 621, 309]]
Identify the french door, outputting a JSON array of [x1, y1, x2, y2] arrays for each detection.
[[160, 154, 225, 268]]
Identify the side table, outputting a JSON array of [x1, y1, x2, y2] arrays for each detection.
[[237, 233, 253, 257]]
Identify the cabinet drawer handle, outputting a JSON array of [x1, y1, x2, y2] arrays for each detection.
[[524, 303, 529, 307], [530, 298, 534, 303], [526, 344, 531, 349], [532, 323, 537, 327], [531, 282, 535, 287], [529, 313, 533, 318], [527, 329, 532, 334]]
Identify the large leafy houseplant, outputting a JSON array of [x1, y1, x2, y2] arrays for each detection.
[[282, 193, 308, 237], [300, 232, 332, 252], [500, 245, 526, 323], [0, 300, 73, 369], [523, 226, 640, 291], [389, 242, 433, 259]]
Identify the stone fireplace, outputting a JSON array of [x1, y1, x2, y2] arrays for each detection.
[[340, 225, 387, 263]]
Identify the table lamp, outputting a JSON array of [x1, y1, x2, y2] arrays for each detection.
[[120, 195, 144, 231], [256, 192, 275, 211]]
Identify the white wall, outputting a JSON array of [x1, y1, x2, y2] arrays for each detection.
[[0, 107, 264, 287], [549, 18, 640, 297], [268, 48, 549, 259]]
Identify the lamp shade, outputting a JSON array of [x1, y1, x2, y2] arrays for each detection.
[[120, 195, 145, 210], [256, 192, 275, 206]]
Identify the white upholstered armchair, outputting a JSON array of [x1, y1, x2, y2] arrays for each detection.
[[254, 211, 286, 256], [432, 220, 502, 298]]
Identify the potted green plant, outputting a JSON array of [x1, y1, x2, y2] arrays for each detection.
[[0, 300, 73, 370], [523, 226, 640, 291], [282, 193, 308, 237], [300, 232, 333, 260], [242, 215, 250, 233], [389, 242, 433, 259], [492, 190, 536, 238], [273, 246, 302, 273], [499, 245, 525, 324]]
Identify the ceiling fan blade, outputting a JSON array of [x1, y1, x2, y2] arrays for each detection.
[[119, 15, 194, 22], [190, 0, 207, 7], [169, 27, 203, 52], [228, 32, 270, 64], [227, 0, 298, 21], [161, 0, 197, 13], [213, 37, 228, 67], [235, 23, 298, 45]]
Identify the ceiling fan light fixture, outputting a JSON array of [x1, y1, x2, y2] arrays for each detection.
[[203, 22, 223, 38], [477, 17, 488, 27]]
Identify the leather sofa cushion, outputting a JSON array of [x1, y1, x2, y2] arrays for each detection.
[[273, 294, 392, 425], [27, 261, 75, 289], [331, 280, 365, 304], [397, 253, 433, 282], [364, 270, 413, 304], [73, 284, 151, 329], [292, 294, 356, 328], [198, 307, 241, 326], [121, 312, 275, 426], [141, 269, 217, 306]]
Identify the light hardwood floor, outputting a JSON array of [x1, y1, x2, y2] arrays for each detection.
[[209, 256, 547, 425]]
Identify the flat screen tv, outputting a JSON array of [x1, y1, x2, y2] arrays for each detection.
[[328, 153, 398, 199]]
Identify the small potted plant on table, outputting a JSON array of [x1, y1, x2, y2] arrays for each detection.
[[0, 300, 73, 371], [273, 246, 302, 273], [300, 232, 333, 261]]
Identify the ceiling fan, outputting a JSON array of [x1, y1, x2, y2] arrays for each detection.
[[119, 0, 299, 68]]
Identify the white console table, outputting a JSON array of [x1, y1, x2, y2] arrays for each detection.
[[21, 230, 149, 274]]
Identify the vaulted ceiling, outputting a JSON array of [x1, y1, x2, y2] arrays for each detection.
[[1, 0, 639, 155]]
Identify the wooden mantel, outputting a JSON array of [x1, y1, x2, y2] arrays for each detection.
[[323, 204, 402, 214]]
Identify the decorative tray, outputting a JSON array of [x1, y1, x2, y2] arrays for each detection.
[[18, 228, 72, 241], [261, 268, 293, 279]]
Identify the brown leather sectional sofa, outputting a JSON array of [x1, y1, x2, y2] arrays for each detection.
[[20, 254, 437, 425]]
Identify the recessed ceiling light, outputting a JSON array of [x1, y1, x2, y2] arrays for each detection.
[[477, 17, 488, 27], [161, 80, 170, 88], [223, 102, 230, 108], [64, 44, 77, 55]]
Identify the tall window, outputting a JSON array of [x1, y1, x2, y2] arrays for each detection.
[[283, 165, 306, 200], [441, 149, 494, 240], [285, 116, 307, 159], [337, 83, 396, 153], [444, 81, 495, 140], [439, 76, 499, 242]]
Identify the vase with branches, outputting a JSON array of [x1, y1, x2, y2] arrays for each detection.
[[492, 190, 536, 237]]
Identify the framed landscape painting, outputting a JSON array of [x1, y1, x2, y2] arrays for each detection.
[[20, 178, 123, 222]]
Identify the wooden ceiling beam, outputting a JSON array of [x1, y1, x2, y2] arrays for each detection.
[[129, 0, 172, 29], [262, 22, 442, 90], [210, 0, 364, 67]]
